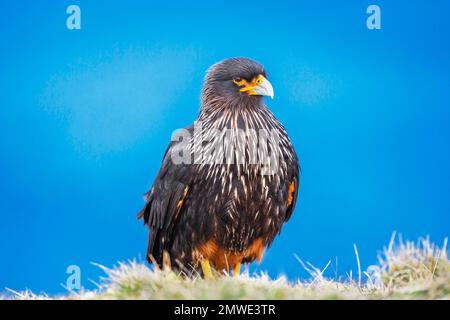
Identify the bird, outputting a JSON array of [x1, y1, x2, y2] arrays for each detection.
[[137, 58, 299, 277]]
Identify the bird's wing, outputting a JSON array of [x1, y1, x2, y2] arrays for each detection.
[[284, 158, 300, 222], [137, 125, 193, 262]]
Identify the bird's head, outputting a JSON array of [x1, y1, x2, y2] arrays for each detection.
[[202, 58, 274, 105]]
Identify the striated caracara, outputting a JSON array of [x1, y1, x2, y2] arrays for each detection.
[[138, 58, 299, 277]]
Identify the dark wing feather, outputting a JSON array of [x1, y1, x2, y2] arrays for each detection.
[[137, 125, 193, 264], [284, 150, 300, 222]]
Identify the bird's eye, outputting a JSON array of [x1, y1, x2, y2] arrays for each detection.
[[233, 77, 243, 84]]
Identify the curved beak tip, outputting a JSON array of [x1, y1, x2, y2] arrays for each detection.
[[266, 84, 275, 100], [257, 77, 275, 100]]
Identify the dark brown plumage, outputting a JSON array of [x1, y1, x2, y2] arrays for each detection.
[[138, 58, 299, 275]]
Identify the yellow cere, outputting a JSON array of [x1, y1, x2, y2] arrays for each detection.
[[234, 74, 266, 96]]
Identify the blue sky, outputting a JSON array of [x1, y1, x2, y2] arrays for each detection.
[[0, 0, 449, 294]]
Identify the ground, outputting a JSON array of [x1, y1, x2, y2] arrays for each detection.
[[3, 233, 449, 300]]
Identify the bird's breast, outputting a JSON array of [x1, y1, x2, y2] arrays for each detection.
[[186, 108, 295, 251]]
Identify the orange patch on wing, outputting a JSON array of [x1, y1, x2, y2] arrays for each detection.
[[176, 187, 189, 216], [194, 238, 265, 271], [288, 181, 295, 206]]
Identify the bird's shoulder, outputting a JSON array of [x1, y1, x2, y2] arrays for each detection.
[[138, 124, 194, 225]]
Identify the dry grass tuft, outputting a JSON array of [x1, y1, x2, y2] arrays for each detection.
[[2, 233, 449, 300]]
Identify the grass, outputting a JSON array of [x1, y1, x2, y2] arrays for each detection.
[[2, 233, 449, 300]]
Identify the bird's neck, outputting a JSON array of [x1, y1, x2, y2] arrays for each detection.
[[198, 96, 268, 130]]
